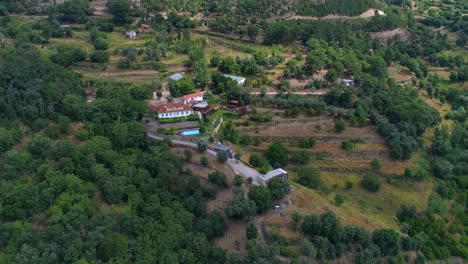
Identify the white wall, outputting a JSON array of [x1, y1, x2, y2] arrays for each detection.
[[158, 110, 194, 119]]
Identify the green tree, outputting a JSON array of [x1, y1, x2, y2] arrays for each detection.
[[247, 24, 259, 41], [246, 221, 258, 240], [267, 177, 290, 200], [28, 136, 52, 160], [326, 68, 338, 83], [99, 233, 128, 262], [301, 239, 317, 258], [208, 171, 229, 188], [265, 140, 288, 168], [248, 186, 272, 213], [50, 44, 87, 67], [197, 211, 227, 239], [197, 139, 207, 152], [217, 150, 229, 163], [107, 0, 131, 25], [53, 0, 92, 23], [90, 50, 110, 63], [94, 37, 109, 50], [372, 229, 400, 256], [194, 60, 210, 88], [292, 211, 301, 231], [233, 174, 244, 187]]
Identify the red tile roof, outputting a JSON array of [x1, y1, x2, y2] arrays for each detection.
[[156, 103, 193, 114], [183, 92, 203, 100]]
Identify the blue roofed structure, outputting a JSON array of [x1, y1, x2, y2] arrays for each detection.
[[169, 73, 183, 81]]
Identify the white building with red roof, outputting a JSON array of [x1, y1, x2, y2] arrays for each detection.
[[156, 103, 194, 119], [182, 92, 204, 104]]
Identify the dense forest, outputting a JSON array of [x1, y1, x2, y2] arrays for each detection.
[[0, 42, 228, 263]]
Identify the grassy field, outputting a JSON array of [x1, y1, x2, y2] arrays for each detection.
[[230, 108, 434, 233]]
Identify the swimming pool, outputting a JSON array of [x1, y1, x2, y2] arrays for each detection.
[[181, 129, 200, 136]]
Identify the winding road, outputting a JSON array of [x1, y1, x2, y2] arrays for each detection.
[[147, 132, 261, 185]]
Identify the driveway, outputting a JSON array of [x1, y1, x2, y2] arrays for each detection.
[[147, 132, 261, 185]]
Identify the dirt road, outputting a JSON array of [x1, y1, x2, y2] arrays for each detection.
[[147, 132, 261, 184]]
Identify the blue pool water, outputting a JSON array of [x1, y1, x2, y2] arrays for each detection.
[[181, 129, 200, 136]]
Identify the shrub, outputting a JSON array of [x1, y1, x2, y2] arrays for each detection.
[[361, 173, 381, 192], [371, 158, 381, 172], [183, 149, 192, 161], [290, 150, 311, 165], [117, 57, 131, 69], [200, 156, 209, 166], [90, 50, 109, 63], [335, 119, 346, 132], [299, 137, 316, 148], [199, 126, 206, 134], [334, 194, 345, 206], [345, 180, 354, 190]]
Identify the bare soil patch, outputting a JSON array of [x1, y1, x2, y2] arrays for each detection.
[[371, 28, 410, 44]]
